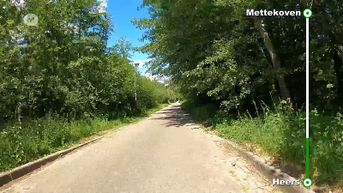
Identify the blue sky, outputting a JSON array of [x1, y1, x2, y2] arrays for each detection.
[[106, 0, 150, 71]]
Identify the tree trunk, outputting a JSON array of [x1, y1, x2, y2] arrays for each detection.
[[333, 50, 343, 106], [254, 18, 291, 100]]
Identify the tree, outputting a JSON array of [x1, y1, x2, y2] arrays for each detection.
[[0, 0, 173, 123], [137, 0, 342, 113]]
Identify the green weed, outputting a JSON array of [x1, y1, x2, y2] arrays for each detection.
[[0, 104, 167, 172], [183, 103, 343, 186]]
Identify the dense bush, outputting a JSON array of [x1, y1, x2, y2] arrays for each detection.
[[0, 0, 176, 123], [0, 0, 178, 171], [138, 0, 343, 112]]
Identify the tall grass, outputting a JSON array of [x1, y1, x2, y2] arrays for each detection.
[[0, 104, 167, 172], [182, 101, 343, 186]]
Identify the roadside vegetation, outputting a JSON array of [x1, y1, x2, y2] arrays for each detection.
[[0, 1, 178, 172], [0, 104, 167, 172], [183, 101, 343, 185], [137, 0, 343, 187]]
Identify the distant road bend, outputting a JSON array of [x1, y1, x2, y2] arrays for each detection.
[[1, 103, 272, 193]]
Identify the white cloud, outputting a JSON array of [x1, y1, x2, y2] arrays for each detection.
[[133, 59, 151, 67], [146, 73, 170, 85], [133, 59, 169, 84], [97, 0, 108, 13]]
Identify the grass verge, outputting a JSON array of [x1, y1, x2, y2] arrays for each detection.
[[182, 101, 343, 187], [0, 104, 168, 172]]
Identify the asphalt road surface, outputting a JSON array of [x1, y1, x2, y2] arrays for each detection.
[[1, 103, 273, 193]]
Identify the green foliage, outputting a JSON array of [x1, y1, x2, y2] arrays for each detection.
[[0, 0, 179, 171], [0, 104, 167, 172], [137, 0, 343, 112], [182, 101, 218, 122], [139, 0, 343, 186], [0, 0, 176, 122], [0, 118, 116, 171], [184, 102, 343, 185]]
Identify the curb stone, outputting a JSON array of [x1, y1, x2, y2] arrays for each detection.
[[0, 137, 102, 188], [222, 140, 318, 193], [0, 104, 172, 189]]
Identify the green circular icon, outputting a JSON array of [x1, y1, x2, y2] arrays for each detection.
[[303, 9, 312, 18], [23, 14, 39, 26], [303, 178, 312, 188]]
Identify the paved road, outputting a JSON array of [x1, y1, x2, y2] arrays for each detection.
[[1, 104, 272, 193]]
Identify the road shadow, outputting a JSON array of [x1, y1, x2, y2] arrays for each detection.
[[149, 105, 200, 128]]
